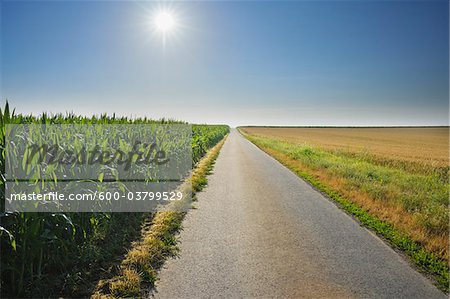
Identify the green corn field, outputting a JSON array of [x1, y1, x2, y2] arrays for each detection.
[[0, 102, 229, 297]]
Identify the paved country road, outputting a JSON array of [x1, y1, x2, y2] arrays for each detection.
[[152, 129, 444, 299]]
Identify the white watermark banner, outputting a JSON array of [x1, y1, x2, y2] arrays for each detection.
[[5, 124, 192, 212]]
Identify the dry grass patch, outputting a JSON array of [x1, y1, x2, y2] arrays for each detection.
[[92, 135, 227, 298]]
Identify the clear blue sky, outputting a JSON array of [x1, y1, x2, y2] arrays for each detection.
[[1, 0, 448, 127]]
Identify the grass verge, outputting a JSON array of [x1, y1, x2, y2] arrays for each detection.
[[239, 129, 449, 293], [92, 135, 228, 298]]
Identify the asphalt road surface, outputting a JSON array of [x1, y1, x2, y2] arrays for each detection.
[[152, 129, 444, 299]]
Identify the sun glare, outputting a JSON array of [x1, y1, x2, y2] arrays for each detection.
[[154, 11, 176, 33], [147, 7, 181, 48]]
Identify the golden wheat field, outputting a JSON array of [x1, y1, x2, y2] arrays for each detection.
[[242, 127, 449, 167]]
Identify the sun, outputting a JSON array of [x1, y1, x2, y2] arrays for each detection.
[[147, 7, 181, 47], [154, 11, 176, 33]]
